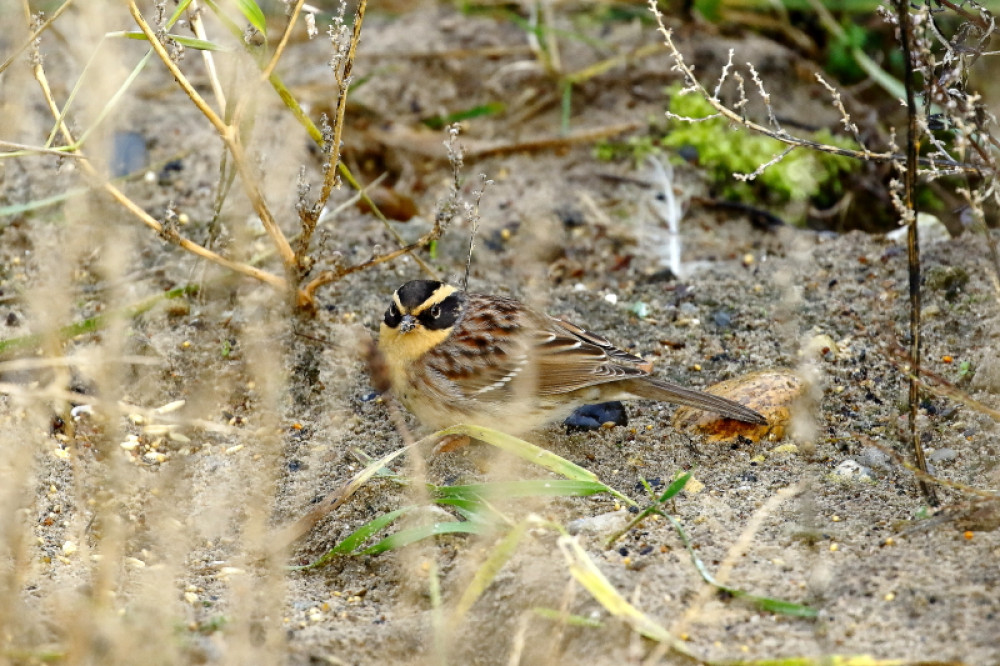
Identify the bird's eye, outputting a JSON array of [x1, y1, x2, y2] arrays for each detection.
[[430, 304, 441, 318], [388, 303, 398, 317]]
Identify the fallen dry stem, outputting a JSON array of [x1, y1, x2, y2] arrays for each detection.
[[859, 436, 998, 500], [886, 342, 1000, 423], [0, 382, 235, 435]]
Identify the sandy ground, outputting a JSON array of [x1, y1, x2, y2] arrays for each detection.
[[1, 2, 999, 665]]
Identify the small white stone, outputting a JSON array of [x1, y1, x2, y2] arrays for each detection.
[[70, 405, 94, 419], [155, 400, 186, 414], [830, 459, 875, 484]]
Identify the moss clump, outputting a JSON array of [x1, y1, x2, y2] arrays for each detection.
[[597, 85, 861, 225]]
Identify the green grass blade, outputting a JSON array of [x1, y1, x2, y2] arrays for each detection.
[[422, 102, 506, 130], [718, 657, 909, 666], [0, 187, 88, 217], [166, 0, 195, 25], [435, 426, 597, 482], [360, 522, 488, 555], [433, 498, 507, 528], [665, 514, 818, 619], [332, 507, 413, 556], [269, 72, 322, 144], [117, 31, 230, 51], [658, 472, 691, 502], [607, 473, 691, 547], [234, 0, 267, 34], [728, 592, 818, 619], [435, 479, 612, 500], [560, 80, 572, 135], [0, 285, 198, 356], [433, 425, 637, 507], [294, 507, 414, 569]]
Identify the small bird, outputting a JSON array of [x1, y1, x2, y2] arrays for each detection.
[[377, 280, 767, 436]]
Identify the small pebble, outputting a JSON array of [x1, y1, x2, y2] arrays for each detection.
[[927, 448, 957, 463], [829, 459, 875, 484], [567, 510, 628, 535], [858, 446, 892, 470], [630, 302, 649, 318]]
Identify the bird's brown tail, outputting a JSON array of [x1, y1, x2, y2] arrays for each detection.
[[622, 377, 767, 425]]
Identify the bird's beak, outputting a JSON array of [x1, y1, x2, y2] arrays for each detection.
[[399, 314, 417, 333]]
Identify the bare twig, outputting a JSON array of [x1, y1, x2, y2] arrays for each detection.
[[897, 0, 937, 506], [296, 0, 368, 273], [0, 0, 73, 75], [127, 0, 298, 278], [260, 0, 306, 82], [24, 27, 287, 290], [646, 0, 991, 177], [186, 0, 228, 112]]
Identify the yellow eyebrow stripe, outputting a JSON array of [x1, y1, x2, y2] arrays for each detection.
[[409, 284, 457, 315]]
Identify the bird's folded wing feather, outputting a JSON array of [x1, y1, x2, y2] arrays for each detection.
[[534, 317, 652, 396]]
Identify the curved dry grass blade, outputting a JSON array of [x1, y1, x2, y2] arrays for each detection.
[[557, 535, 690, 652], [450, 518, 533, 620]]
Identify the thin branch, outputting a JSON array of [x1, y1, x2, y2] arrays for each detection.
[[897, 0, 937, 506], [0, 0, 73, 75], [646, 0, 991, 176], [260, 0, 306, 82], [26, 28, 286, 290], [187, 0, 228, 112], [309, 0, 368, 247], [127, 0, 298, 276], [733, 145, 796, 182], [298, 222, 444, 308]]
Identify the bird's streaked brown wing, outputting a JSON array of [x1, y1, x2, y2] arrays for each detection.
[[533, 316, 652, 396]]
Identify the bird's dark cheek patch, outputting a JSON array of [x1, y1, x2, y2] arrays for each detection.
[[384, 307, 402, 328], [419, 294, 464, 331]]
